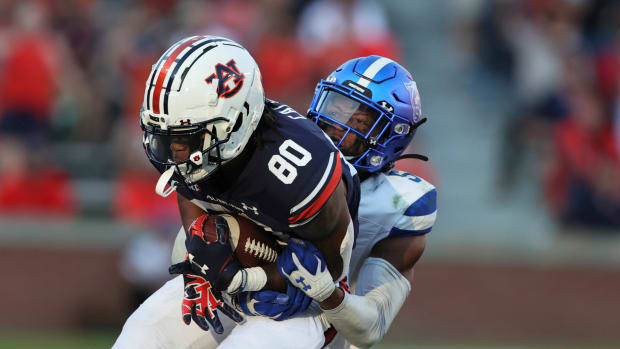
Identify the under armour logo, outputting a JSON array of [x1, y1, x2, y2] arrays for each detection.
[[241, 202, 259, 215], [296, 276, 311, 291], [188, 253, 209, 275], [205, 59, 245, 98], [379, 101, 394, 112]]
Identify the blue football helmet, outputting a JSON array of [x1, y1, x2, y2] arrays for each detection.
[[308, 56, 426, 172]]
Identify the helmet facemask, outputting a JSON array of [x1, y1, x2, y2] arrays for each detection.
[[142, 115, 232, 186], [309, 83, 408, 171], [139, 36, 265, 196], [308, 55, 426, 172]]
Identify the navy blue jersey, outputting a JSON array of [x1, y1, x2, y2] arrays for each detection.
[[174, 100, 359, 239]]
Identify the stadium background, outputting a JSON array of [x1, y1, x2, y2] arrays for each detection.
[[1, 0, 620, 348]]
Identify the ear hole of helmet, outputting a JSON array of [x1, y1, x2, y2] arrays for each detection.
[[392, 92, 406, 103], [232, 111, 243, 132]]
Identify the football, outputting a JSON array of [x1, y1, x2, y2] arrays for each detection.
[[201, 213, 280, 267]]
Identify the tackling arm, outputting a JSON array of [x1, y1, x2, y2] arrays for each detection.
[[178, 193, 208, 232], [260, 179, 354, 294], [293, 180, 353, 281], [321, 234, 426, 348]]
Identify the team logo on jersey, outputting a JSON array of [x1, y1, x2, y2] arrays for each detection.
[[205, 59, 245, 98]]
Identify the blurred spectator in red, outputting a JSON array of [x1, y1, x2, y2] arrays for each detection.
[[254, 0, 313, 111], [0, 1, 60, 141], [111, 117, 179, 227], [544, 84, 620, 229], [297, 0, 402, 80], [173, 0, 259, 45], [0, 137, 76, 217], [112, 118, 180, 309]]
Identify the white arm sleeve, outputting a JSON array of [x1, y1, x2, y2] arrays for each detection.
[[171, 226, 186, 264], [322, 257, 411, 348]]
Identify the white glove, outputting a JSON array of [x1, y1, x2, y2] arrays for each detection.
[[277, 239, 335, 302]]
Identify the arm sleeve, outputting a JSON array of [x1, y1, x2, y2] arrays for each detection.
[[322, 257, 411, 348], [170, 226, 186, 264]]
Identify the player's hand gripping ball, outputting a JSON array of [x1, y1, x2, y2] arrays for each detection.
[[168, 214, 244, 333], [217, 214, 281, 267]]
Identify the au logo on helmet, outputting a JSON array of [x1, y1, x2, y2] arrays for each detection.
[[205, 59, 245, 98]]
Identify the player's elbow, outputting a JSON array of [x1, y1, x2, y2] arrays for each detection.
[[351, 331, 384, 349]]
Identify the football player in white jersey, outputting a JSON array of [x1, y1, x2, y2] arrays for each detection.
[[244, 55, 436, 349]]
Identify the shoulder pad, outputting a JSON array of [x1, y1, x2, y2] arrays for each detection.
[[385, 170, 437, 237]]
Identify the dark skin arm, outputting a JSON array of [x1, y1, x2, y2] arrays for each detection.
[[178, 192, 208, 233], [263, 179, 352, 292], [177, 179, 352, 294], [319, 234, 426, 310]]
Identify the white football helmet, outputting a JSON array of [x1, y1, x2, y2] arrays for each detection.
[[140, 36, 264, 196]]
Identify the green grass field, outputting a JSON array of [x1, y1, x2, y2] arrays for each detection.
[[0, 332, 617, 349]]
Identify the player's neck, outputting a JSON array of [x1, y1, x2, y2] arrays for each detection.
[[359, 170, 372, 182], [209, 140, 256, 191]]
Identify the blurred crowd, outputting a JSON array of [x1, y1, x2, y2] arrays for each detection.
[[458, 0, 620, 231], [1, 0, 619, 235], [0, 0, 401, 222], [0, 0, 403, 296]]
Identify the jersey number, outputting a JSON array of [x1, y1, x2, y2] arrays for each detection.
[[268, 140, 312, 184], [388, 170, 421, 183]]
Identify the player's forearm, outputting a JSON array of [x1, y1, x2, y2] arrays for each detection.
[[312, 217, 354, 282], [321, 257, 411, 349], [261, 263, 287, 292], [295, 181, 353, 281]]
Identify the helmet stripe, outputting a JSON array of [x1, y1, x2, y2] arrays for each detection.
[[151, 37, 203, 114], [357, 57, 393, 87], [163, 38, 230, 114], [145, 38, 189, 111]]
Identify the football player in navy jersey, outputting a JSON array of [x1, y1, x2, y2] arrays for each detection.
[[242, 56, 437, 349], [113, 49, 435, 349], [114, 36, 359, 349]]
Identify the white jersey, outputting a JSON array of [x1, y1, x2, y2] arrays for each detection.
[[348, 169, 437, 285]]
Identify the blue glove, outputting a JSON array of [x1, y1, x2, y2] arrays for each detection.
[[237, 280, 312, 321], [277, 239, 336, 302]]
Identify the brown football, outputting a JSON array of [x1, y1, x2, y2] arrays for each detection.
[[201, 213, 280, 267]]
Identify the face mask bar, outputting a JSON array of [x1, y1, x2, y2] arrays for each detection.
[[309, 83, 411, 153], [314, 90, 389, 142], [141, 116, 231, 184], [309, 80, 424, 172]]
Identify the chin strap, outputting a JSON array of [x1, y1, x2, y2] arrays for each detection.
[[395, 153, 428, 162], [155, 166, 178, 197]]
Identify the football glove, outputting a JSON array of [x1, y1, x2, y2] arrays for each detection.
[[168, 267, 243, 333], [168, 214, 244, 333], [184, 214, 241, 292], [236, 280, 312, 321], [278, 239, 336, 302]]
